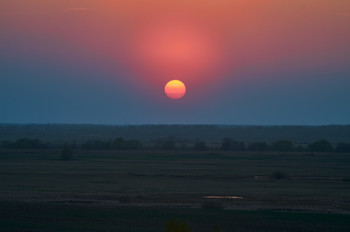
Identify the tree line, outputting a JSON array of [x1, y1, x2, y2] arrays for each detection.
[[2, 124, 350, 144], [220, 138, 350, 152], [1, 137, 350, 153]]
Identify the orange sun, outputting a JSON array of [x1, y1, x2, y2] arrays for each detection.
[[164, 80, 186, 99]]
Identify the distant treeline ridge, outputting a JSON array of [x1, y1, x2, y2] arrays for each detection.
[[1, 124, 350, 143], [1, 137, 350, 153]]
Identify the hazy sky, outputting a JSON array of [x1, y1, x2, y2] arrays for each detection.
[[1, 0, 349, 125]]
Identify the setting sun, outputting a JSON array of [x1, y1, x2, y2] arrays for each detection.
[[164, 80, 186, 99]]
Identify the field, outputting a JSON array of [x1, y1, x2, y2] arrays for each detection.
[[0, 149, 350, 231]]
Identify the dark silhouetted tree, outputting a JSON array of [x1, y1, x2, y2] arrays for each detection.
[[296, 145, 306, 152], [336, 142, 350, 153], [82, 140, 110, 150], [2, 138, 47, 149], [1, 140, 14, 149], [111, 137, 127, 150], [272, 140, 294, 152], [248, 142, 268, 151], [221, 138, 232, 151], [193, 140, 207, 151], [221, 138, 245, 151], [231, 141, 245, 151], [308, 139, 333, 152], [161, 137, 176, 150], [61, 145, 73, 161], [126, 139, 142, 150], [180, 144, 190, 150]]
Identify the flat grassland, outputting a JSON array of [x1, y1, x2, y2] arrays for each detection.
[[0, 149, 349, 231]]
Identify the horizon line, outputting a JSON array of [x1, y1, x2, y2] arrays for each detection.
[[1, 123, 349, 127]]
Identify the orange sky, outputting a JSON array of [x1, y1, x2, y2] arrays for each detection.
[[1, 0, 350, 104]]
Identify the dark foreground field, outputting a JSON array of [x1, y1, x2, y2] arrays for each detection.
[[1, 202, 350, 232], [0, 149, 349, 231]]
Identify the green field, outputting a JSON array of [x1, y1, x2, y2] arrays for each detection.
[[0, 149, 350, 231]]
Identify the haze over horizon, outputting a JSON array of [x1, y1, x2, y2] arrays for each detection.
[[1, 0, 349, 125]]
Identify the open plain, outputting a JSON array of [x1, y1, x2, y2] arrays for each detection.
[[0, 149, 349, 231]]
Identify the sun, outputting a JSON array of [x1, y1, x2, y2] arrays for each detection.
[[164, 80, 186, 99]]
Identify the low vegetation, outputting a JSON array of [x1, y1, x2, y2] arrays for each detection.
[[165, 219, 190, 232], [270, 171, 289, 180], [307, 139, 334, 152], [60, 145, 73, 161], [201, 201, 224, 210], [0, 149, 350, 231]]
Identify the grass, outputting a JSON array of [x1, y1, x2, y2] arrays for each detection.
[[0, 202, 350, 232], [0, 149, 350, 231]]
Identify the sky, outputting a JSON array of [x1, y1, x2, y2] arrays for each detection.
[[0, 0, 349, 125]]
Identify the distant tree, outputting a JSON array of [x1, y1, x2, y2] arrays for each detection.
[[231, 141, 245, 151], [16, 138, 33, 149], [221, 138, 245, 151], [61, 145, 73, 161], [193, 140, 207, 151], [296, 145, 306, 152], [272, 140, 294, 152], [161, 137, 176, 150], [248, 142, 268, 151], [336, 142, 350, 153], [308, 139, 333, 152], [94, 140, 111, 150], [71, 141, 77, 149], [221, 138, 232, 151], [165, 219, 190, 232], [111, 137, 127, 150], [82, 140, 110, 150], [180, 144, 190, 151], [1, 140, 14, 149], [125, 139, 143, 150], [3, 138, 47, 149]]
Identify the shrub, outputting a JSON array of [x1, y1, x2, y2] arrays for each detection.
[[119, 195, 131, 203], [61, 146, 72, 161], [201, 201, 223, 210], [214, 224, 222, 232], [165, 219, 190, 232], [270, 171, 288, 180]]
